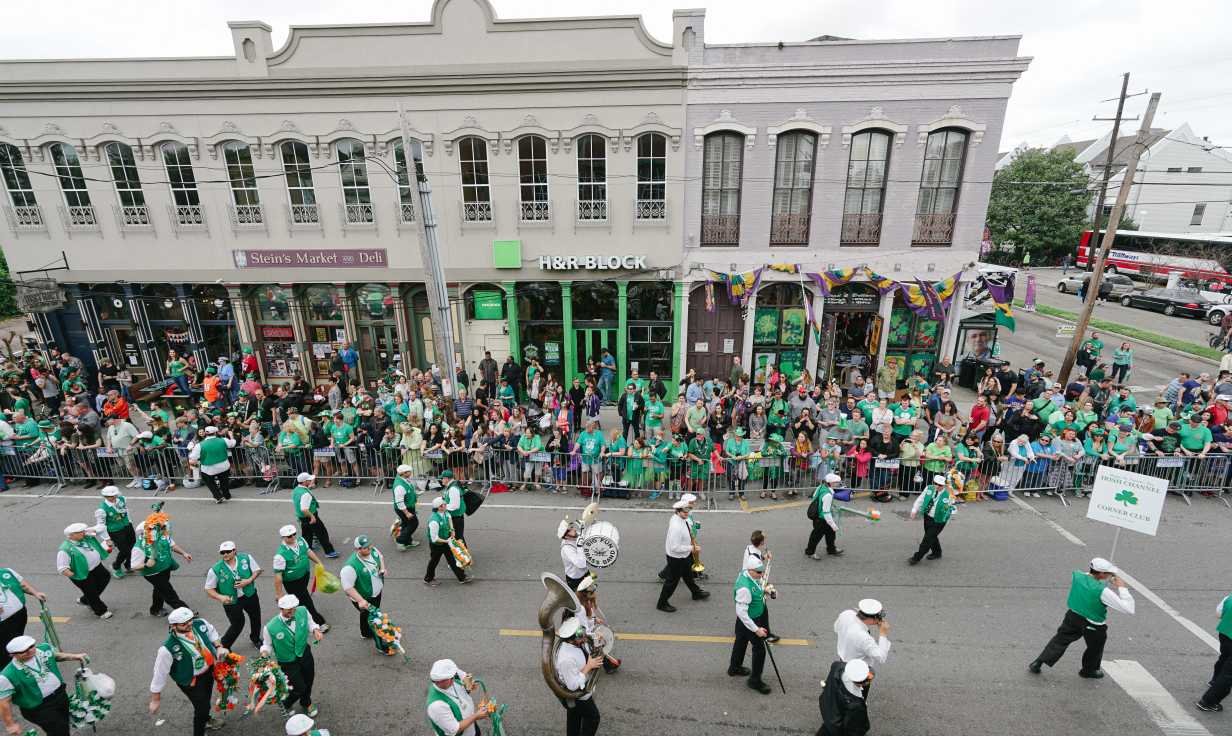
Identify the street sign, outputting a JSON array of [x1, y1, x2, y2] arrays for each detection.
[[1086, 465, 1168, 536], [1055, 324, 1076, 338]]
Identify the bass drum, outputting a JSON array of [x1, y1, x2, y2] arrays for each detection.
[[579, 521, 621, 568]]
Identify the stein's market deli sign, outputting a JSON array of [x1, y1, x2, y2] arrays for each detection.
[[233, 249, 388, 269], [538, 255, 646, 271]]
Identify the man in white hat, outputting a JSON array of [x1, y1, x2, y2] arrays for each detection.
[[93, 486, 135, 578], [818, 658, 872, 736], [908, 475, 958, 565], [805, 474, 843, 560], [558, 520, 589, 590], [0, 635, 88, 736], [1029, 557, 1135, 678], [423, 498, 470, 587], [657, 492, 703, 582], [54, 522, 114, 619], [285, 712, 330, 736], [728, 559, 771, 694], [341, 536, 386, 642], [834, 599, 890, 668], [261, 594, 323, 719], [272, 525, 329, 631], [426, 658, 488, 736], [391, 465, 420, 551], [130, 518, 193, 617], [0, 569, 46, 670], [574, 577, 620, 674], [204, 541, 263, 649], [553, 617, 603, 735], [291, 473, 337, 558], [655, 500, 709, 613], [189, 425, 237, 504], [148, 607, 226, 736]]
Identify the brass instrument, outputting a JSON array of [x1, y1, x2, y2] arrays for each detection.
[[538, 573, 600, 699], [761, 554, 777, 599], [687, 517, 704, 574]]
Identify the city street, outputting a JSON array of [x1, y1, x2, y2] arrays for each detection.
[[1, 483, 1227, 736]]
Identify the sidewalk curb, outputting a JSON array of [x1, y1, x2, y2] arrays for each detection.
[[1022, 309, 1220, 367]]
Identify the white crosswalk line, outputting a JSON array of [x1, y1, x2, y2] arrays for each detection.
[[1104, 660, 1212, 736]]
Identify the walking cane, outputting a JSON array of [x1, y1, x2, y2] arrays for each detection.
[[764, 638, 786, 694]]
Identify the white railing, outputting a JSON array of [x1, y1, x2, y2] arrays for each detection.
[[116, 205, 152, 229], [172, 205, 205, 227], [634, 199, 667, 221], [577, 199, 608, 222], [344, 203, 375, 225], [398, 200, 416, 224], [60, 205, 99, 231], [462, 201, 493, 223], [520, 201, 551, 222], [230, 204, 264, 227], [289, 204, 320, 226], [3, 205, 45, 232]]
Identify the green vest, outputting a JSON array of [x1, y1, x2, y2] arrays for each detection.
[[197, 436, 230, 466], [733, 570, 766, 619], [393, 476, 417, 512], [164, 619, 218, 686], [0, 643, 63, 709], [267, 607, 310, 663], [445, 482, 466, 517], [0, 569, 25, 606], [277, 539, 311, 582], [920, 485, 955, 524], [345, 550, 383, 600], [211, 555, 256, 599], [428, 511, 452, 544], [1218, 595, 1232, 639], [139, 536, 174, 577], [292, 486, 318, 520], [425, 681, 464, 736], [1066, 571, 1109, 623], [59, 537, 108, 581], [99, 496, 131, 533]]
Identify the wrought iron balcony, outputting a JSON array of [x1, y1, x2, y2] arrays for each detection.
[[172, 205, 205, 227], [520, 201, 551, 223], [60, 205, 99, 232], [462, 201, 493, 223], [840, 213, 882, 245], [577, 199, 608, 222], [398, 200, 416, 224], [634, 199, 667, 221], [700, 213, 740, 246], [912, 212, 956, 245], [116, 205, 152, 230], [289, 204, 320, 226], [769, 212, 810, 245], [3, 205, 45, 232], [229, 204, 265, 228], [344, 203, 375, 225]]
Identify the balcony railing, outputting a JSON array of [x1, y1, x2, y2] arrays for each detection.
[[912, 212, 956, 245], [344, 203, 375, 225], [3, 205, 45, 232], [116, 205, 152, 230], [577, 200, 608, 222], [840, 213, 883, 245], [172, 205, 205, 227], [769, 212, 810, 245], [60, 205, 99, 232], [700, 213, 740, 246], [634, 199, 667, 221], [398, 199, 416, 224], [462, 201, 493, 223], [230, 204, 265, 228], [289, 204, 320, 227], [520, 201, 551, 223]]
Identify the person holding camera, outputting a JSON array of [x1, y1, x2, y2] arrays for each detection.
[[1029, 557, 1135, 679], [834, 599, 890, 673]]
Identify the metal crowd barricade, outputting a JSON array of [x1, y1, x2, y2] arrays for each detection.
[[0, 444, 64, 496]]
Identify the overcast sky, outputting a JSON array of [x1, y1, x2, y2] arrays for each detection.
[[2, 0, 1229, 152]]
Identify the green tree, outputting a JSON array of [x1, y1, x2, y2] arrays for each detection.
[[986, 149, 1091, 266]]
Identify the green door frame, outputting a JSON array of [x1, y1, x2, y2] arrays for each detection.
[[571, 327, 618, 387]]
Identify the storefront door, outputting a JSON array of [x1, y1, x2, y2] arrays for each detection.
[[572, 328, 617, 385], [359, 324, 398, 384], [109, 327, 149, 382]]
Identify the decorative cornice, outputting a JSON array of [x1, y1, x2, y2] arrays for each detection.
[[917, 105, 986, 146], [320, 120, 375, 157], [377, 127, 435, 158], [841, 106, 909, 148], [201, 122, 257, 159], [562, 115, 621, 153], [766, 108, 831, 148], [693, 110, 756, 150], [501, 115, 561, 155], [442, 116, 499, 156], [142, 123, 201, 160], [621, 112, 681, 151]]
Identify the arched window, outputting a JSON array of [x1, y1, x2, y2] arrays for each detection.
[[355, 283, 393, 321], [104, 142, 149, 226], [914, 128, 968, 245], [770, 131, 816, 245], [48, 143, 90, 208], [161, 142, 199, 207], [223, 141, 262, 224], [0, 143, 40, 229], [337, 139, 374, 224], [458, 137, 492, 222], [392, 139, 423, 223], [517, 136, 549, 222], [842, 130, 891, 245], [701, 132, 743, 245], [635, 133, 666, 220], [576, 134, 607, 221], [279, 141, 317, 224], [192, 284, 232, 322]]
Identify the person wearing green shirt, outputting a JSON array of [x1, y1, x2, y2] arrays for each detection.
[[329, 413, 359, 482], [922, 434, 953, 475], [1078, 333, 1104, 376], [1110, 342, 1133, 384], [624, 437, 648, 489], [10, 412, 39, 450], [575, 421, 606, 490], [147, 607, 228, 735], [166, 349, 191, 396], [0, 637, 89, 736], [1030, 557, 1135, 678], [761, 433, 786, 498], [56, 522, 115, 619], [261, 595, 324, 718], [340, 536, 387, 642], [1197, 593, 1232, 711], [0, 569, 46, 668], [604, 429, 628, 487], [204, 541, 264, 649], [645, 398, 666, 435], [891, 398, 917, 438], [805, 473, 842, 558], [391, 465, 421, 550], [1031, 391, 1058, 424], [292, 472, 338, 558], [1074, 401, 1099, 435], [666, 434, 688, 497], [723, 427, 750, 500], [1178, 415, 1213, 456], [1151, 398, 1174, 429], [1105, 388, 1137, 419], [96, 486, 136, 578], [910, 474, 957, 564], [517, 427, 545, 489]]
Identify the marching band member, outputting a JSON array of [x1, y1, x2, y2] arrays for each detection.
[[148, 607, 226, 736], [441, 471, 468, 543], [805, 473, 843, 560], [1196, 591, 1232, 712], [576, 577, 620, 673], [740, 531, 779, 643], [261, 594, 323, 719], [392, 465, 420, 551], [834, 599, 890, 667], [819, 658, 872, 736], [203, 541, 263, 649], [94, 486, 135, 578], [426, 659, 489, 736], [0, 635, 89, 736], [0, 569, 45, 670], [727, 559, 771, 694], [659, 493, 703, 581], [285, 713, 331, 736], [1029, 557, 1134, 679], [273, 525, 330, 632], [909, 475, 958, 565], [559, 520, 589, 590], [340, 536, 386, 641], [554, 617, 603, 736], [424, 498, 471, 587], [291, 473, 337, 559], [655, 500, 709, 613], [55, 522, 114, 620]]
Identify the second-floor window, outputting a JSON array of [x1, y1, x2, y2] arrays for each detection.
[[337, 139, 373, 224], [224, 142, 260, 206], [280, 141, 316, 223], [576, 134, 607, 220], [518, 135, 549, 221], [701, 132, 743, 245], [842, 130, 891, 245], [458, 137, 492, 222], [770, 131, 816, 245], [0, 143, 37, 208], [49, 143, 91, 208], [636, 133, 666, 220], [393, 140, 423, 223], [161, 142, 199, 207], [914, 128, 968, 244], [103, 143, 147, 223]]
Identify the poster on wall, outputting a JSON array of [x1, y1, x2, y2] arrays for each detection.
[[778, 350, 804, 381], [780, 308, 806, 346], [753, 308, 779, 346], [544, 342, 561, 366], [887, 309, 913, 348], [472, 290, 504, 320], [753, 352, 775, 384]]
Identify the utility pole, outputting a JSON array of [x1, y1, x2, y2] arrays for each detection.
[[399, 102, 459, 398], [1087, 74, 1132, 247], [1058, 91, 1161, 386]]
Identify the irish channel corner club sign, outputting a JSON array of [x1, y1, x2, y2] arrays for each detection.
[[233, 249, 388, 269], [1086, 465, 1169, 536]]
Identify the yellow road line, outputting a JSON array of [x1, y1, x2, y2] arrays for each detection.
[[746, 499, 808, 513], [498, 628, 809, 646], [51, 617, 70, 624]]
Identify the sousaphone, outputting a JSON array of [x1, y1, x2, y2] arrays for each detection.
[[538, 573, 601, 699]]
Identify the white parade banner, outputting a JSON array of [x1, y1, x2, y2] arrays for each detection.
[[1086, 465, 1169, 537]]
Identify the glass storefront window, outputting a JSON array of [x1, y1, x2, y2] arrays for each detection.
[[515, 282, 562, 321], [254, 285, 291, 323], [192, 284, 232, 322], [141, 284, 182, 322], [355, 283, 395, 322], [750, 283, 807, 382], [627, 281, 673, 321], [83, 285, 128, 322], [571, 282, 617, 322], [522, 323, 565, 371], [628, 324, 671, 377], [304, 285, 343, 322]]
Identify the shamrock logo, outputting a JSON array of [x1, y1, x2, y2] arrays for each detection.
[[1114, 489, 1138, 506]]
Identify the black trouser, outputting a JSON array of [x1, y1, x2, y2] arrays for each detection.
[[280, 650, 315, 710], [177, 664, 215, 736], [657, 555, 703, 607], [1201, 632, 1232, 707], [71, 564, 112, 616], [729, 611, 768, 682], [425, 543, 467, 582], [621, 416, 640, 443], [1036, 609, 1107, 672], [451, 514, 466, 543], [566, 574, 587, 591], [564, 696, 601, 736], [352, 592, 382, 639], [283, 574, 326, 625], [19, 684, 70, 736], [109, 524, 136, 572], [143, 569, 187, 614], [300, 515, 335, 556], [912, 518, 946, 561], [395, 509, 419, 546], [220, 593, 262, 648], [0, 608, 28, 669], [805, 520, 838, 556], [202, 470, 231, 501]]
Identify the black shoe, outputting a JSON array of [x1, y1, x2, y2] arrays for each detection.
[[692, 590, 711, 600], [748, 679, 772, 694], [908, 556, 921, 566], [766, 634, 781, 643], [1027, 660, 1042, 674], [926, 552, 942, 560], [827, 549, 844, 557], [1078, 669, 1104, 679], [76, 596, 87, 606], [727, 666, 751, 677], [657, 603, 677, 613], [1195, 700, 1223, 713]]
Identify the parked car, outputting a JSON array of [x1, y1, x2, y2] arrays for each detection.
[[1119, 287, 1210, 319], [1056, 273, 1136, 299], [1205, 301, 1232, 326]]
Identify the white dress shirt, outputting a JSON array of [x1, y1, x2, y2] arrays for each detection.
[[260, 614, 321, 657], [734, 585, 759, 633], [1093, 585, 1135, 619], [834, 609, 891, 664], [55, 532, 107, 574], [741, 544, 765, 574], [203, 555, 261, 591], [554, 641, 592, 700], [426, 676, 477, 736], [339, 552, 383, 597], [561, 540, 589, 579], [664, 514, 693, 559], [0, 647, 62, 700], [0, 570, 25, 622], [150, 621, 222, 693], [298, 490, 317, 515], [444, 483, 463, 514]]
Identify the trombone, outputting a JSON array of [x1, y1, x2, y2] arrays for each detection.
[[687, 520, 704, 574]]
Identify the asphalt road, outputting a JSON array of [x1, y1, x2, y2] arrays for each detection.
[[1, 482, 1228, 736]]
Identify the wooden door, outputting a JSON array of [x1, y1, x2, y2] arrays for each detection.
[[686, 285, 744, 380]]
